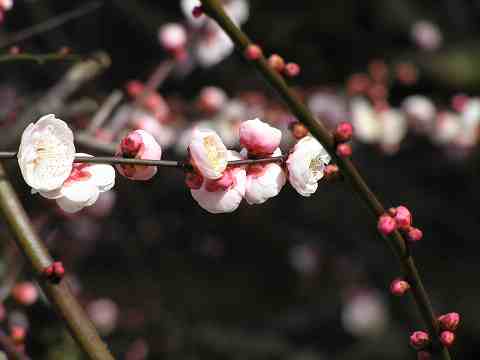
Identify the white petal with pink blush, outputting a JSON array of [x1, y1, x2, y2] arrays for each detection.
[[191, 151, 246, 214], [239, 118, 282, 156], [244, 148, 286, 205], [287, 136, 330, 197], [18, 114, 75, 192], [189, 128, 228, 180]]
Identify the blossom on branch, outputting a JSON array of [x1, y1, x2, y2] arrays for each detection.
[[18, 114, 75, 192], [239, 118, 281, 156], [189, 128, 228, 179], [287, 136, 331, 196]]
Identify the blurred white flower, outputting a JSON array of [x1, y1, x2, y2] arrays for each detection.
[[411, 20, 443, 51], [342, 290, 389, 338], [402, 95, 436, 134], [432, 112, 461, 144], [287, 136, 330, 197], [379, 109, 408, 154], [158, 23, 187, 52], [350, 97, 382, 144], [87, 298, 119, 336], [18, 114, 75, 192]]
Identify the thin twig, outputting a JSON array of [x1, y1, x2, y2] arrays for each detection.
[[0, 152, 285, 168], [0, 164, 114, 360], [0, 53, 82, 64], [199, 1, 451, 359], [0, 2, 103, 49]]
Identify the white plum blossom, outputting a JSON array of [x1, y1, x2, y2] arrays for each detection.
[[191, 150, 246, 213], [37, 154, 115, 213], [18, 114, 75, 192], [239, 118, 282, 156], [189, 128, 228, 179], [158, 23, 187, 52], [244, 148, 286, 205], [287, 136, 331, 197], [350, 97, 382, 144], [402, 95, 436, 133], [411, 20, 443, 51], [433, 112, 461, 144]]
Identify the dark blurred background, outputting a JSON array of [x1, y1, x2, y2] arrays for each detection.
[[0, 1, 479, 359]]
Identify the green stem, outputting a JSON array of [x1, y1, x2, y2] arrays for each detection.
[[199, 0, 451, 358], [0, 164, 114, 360]]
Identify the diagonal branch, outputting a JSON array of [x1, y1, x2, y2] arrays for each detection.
[[0, 164, 114, 360], [198, 0, 451, 359]]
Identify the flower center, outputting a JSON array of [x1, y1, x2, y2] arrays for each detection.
[[203, 135, 224, 170]]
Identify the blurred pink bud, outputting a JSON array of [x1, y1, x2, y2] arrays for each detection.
[[335, 121, 353, 143], [411, 20, 443, 51], [285, 62, 300, 77], [440, 331, 455, 347], [438, 313, 460, 331], [407, 227, 423, 242], [244, 44, 262, 60], [116, 130, 162, 181], [125, 338, 149, 360], [141, 93, 170, 121], [87, 298, 119, 336], [158, 23, 187, 52], [410, 331, 430, 350], [126, 80, 144, 98], [268, 54, 285, 72], [417, 351, 432, 360], [347, 73, 371, 96], [390, 278, 410, 296], [394, 205, 412, 230], [0, 0, 12, 12], [198, 86, 227, 113], [336, 143, 352, 157], [451, 94, 469, 113], [239, 118, 281, 156], [12, 282, 38, 306], [10, 325, 26, 344], [377, 215, 397, 236]]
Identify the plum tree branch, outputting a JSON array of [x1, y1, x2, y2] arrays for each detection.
[[198, 0, 451, 358]]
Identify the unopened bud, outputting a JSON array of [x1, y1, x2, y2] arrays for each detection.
[[390, 278, 410, 296], [336, 143, 352, 158], [440, 331, 455, 347], [410, 331, 430, 350], [12, 282, 38, 306], [10, 326, 26, 345], [378, 214, 397, 236], [438, 313, 460, 331], [395, 205, 412, 230], [244, 44, 263, 60], [268, 54, 285, 72], [334, 122, 353, 143], [407, 227, 423, 242], [284, 62, 301, 77]]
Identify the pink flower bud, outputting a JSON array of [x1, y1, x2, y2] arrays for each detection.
[[239, 118, 282, 156], [126, 80, 144, 98], [410, 331, 430, 350], [244, 44, 262, 60], [390, 278, 410, 296], [438, 313, 460, 331], [10, 326, 26, 345], [158, 23, 187, 52], [377, 214, 397, 236], [407, 227, 423, 242], [336, 143, 352, 158], [268, 54, 285, 72], [285, 62, 300, 77], [395, 205, 412, 230], [440, 331, 455, 347], [12, 282, 38, 306], [417, 351, 432, 360], [335, 122, 353, 143], [116, 130, 162, 181]]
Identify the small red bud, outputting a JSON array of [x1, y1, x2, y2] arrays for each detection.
[[284, 62, 301, 77], [407, 227, 423, 243], [43, 261, 65, 284], [410, 331, 430, 350], [244, 44, 263, 60], [440, 331, 455, 347], [438, 313, 460, 331], [417, 351, 432, 360], [125, 80, 144, 98], [290, 122, 309, 139], [268, 54, 285, 72], [390, 278, 410, 296], [10, 326, 26, 345], [395, 205, 412, 230], [334, 121, 353, 143], [378, 214, 397, 236], [12, 282, 38, 306], [336, 143, 352, 158], [192, 5, 204, 18], [53, 261, 65, 277]]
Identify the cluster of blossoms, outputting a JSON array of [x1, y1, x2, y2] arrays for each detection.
[[186, 118, 331, 213]]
